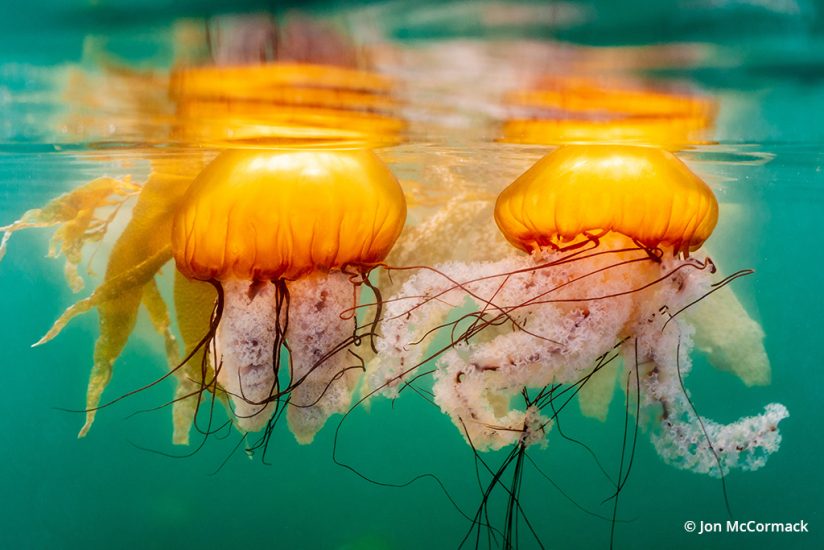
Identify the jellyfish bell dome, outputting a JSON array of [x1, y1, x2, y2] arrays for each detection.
[[172, 148, 407, 282], [493, 144, 719, 255], [171, 148, 406, 439]]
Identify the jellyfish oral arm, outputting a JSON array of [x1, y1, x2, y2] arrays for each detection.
[[434, 347, 553, 451], [216, 279, 281, 432], [286, 271, 361, 444], [626, 266, 789, 477], [365, 267, 464, 399]]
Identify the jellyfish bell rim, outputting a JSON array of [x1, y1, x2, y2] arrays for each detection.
[[493, 144, 719, 256], [175, 263, 389, 286], [171, 148, 407, 282]]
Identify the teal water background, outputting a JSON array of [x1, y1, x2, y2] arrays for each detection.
[[1, 1, 824, 549]]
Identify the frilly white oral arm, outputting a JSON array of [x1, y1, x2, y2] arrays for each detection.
[[216, 280, 280, 432]]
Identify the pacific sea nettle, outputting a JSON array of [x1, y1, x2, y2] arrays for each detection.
[[171, 148, 406, 442], [367, 144, 787, 477]]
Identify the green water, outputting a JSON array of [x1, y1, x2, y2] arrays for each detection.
[[1, 1, 823, 549]]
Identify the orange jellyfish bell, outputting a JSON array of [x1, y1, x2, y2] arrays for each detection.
[[172, 148, 406, 281], [494, 144, 718, 255], [171, 148, 406, 441]]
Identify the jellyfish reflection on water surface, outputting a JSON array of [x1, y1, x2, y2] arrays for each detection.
[[364, 144, 788, 542]]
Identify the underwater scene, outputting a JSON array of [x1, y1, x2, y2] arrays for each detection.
[[1, 0, 823, 548]]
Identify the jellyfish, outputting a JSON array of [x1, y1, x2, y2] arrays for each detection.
[[358, 143, 788, 547], [171, 148, 406, 442], [0, 53, 407, 445], [366, 144, 787, 472]]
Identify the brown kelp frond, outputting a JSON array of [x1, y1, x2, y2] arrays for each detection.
[[73, 246, 173, 438], [142, 276, 206, 442], [172, 271, 220, 445], [142, 277, 179, 367], [34, 246, 173, 347], [29, 160, 203, 438], [0, 176, 140, 291]]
